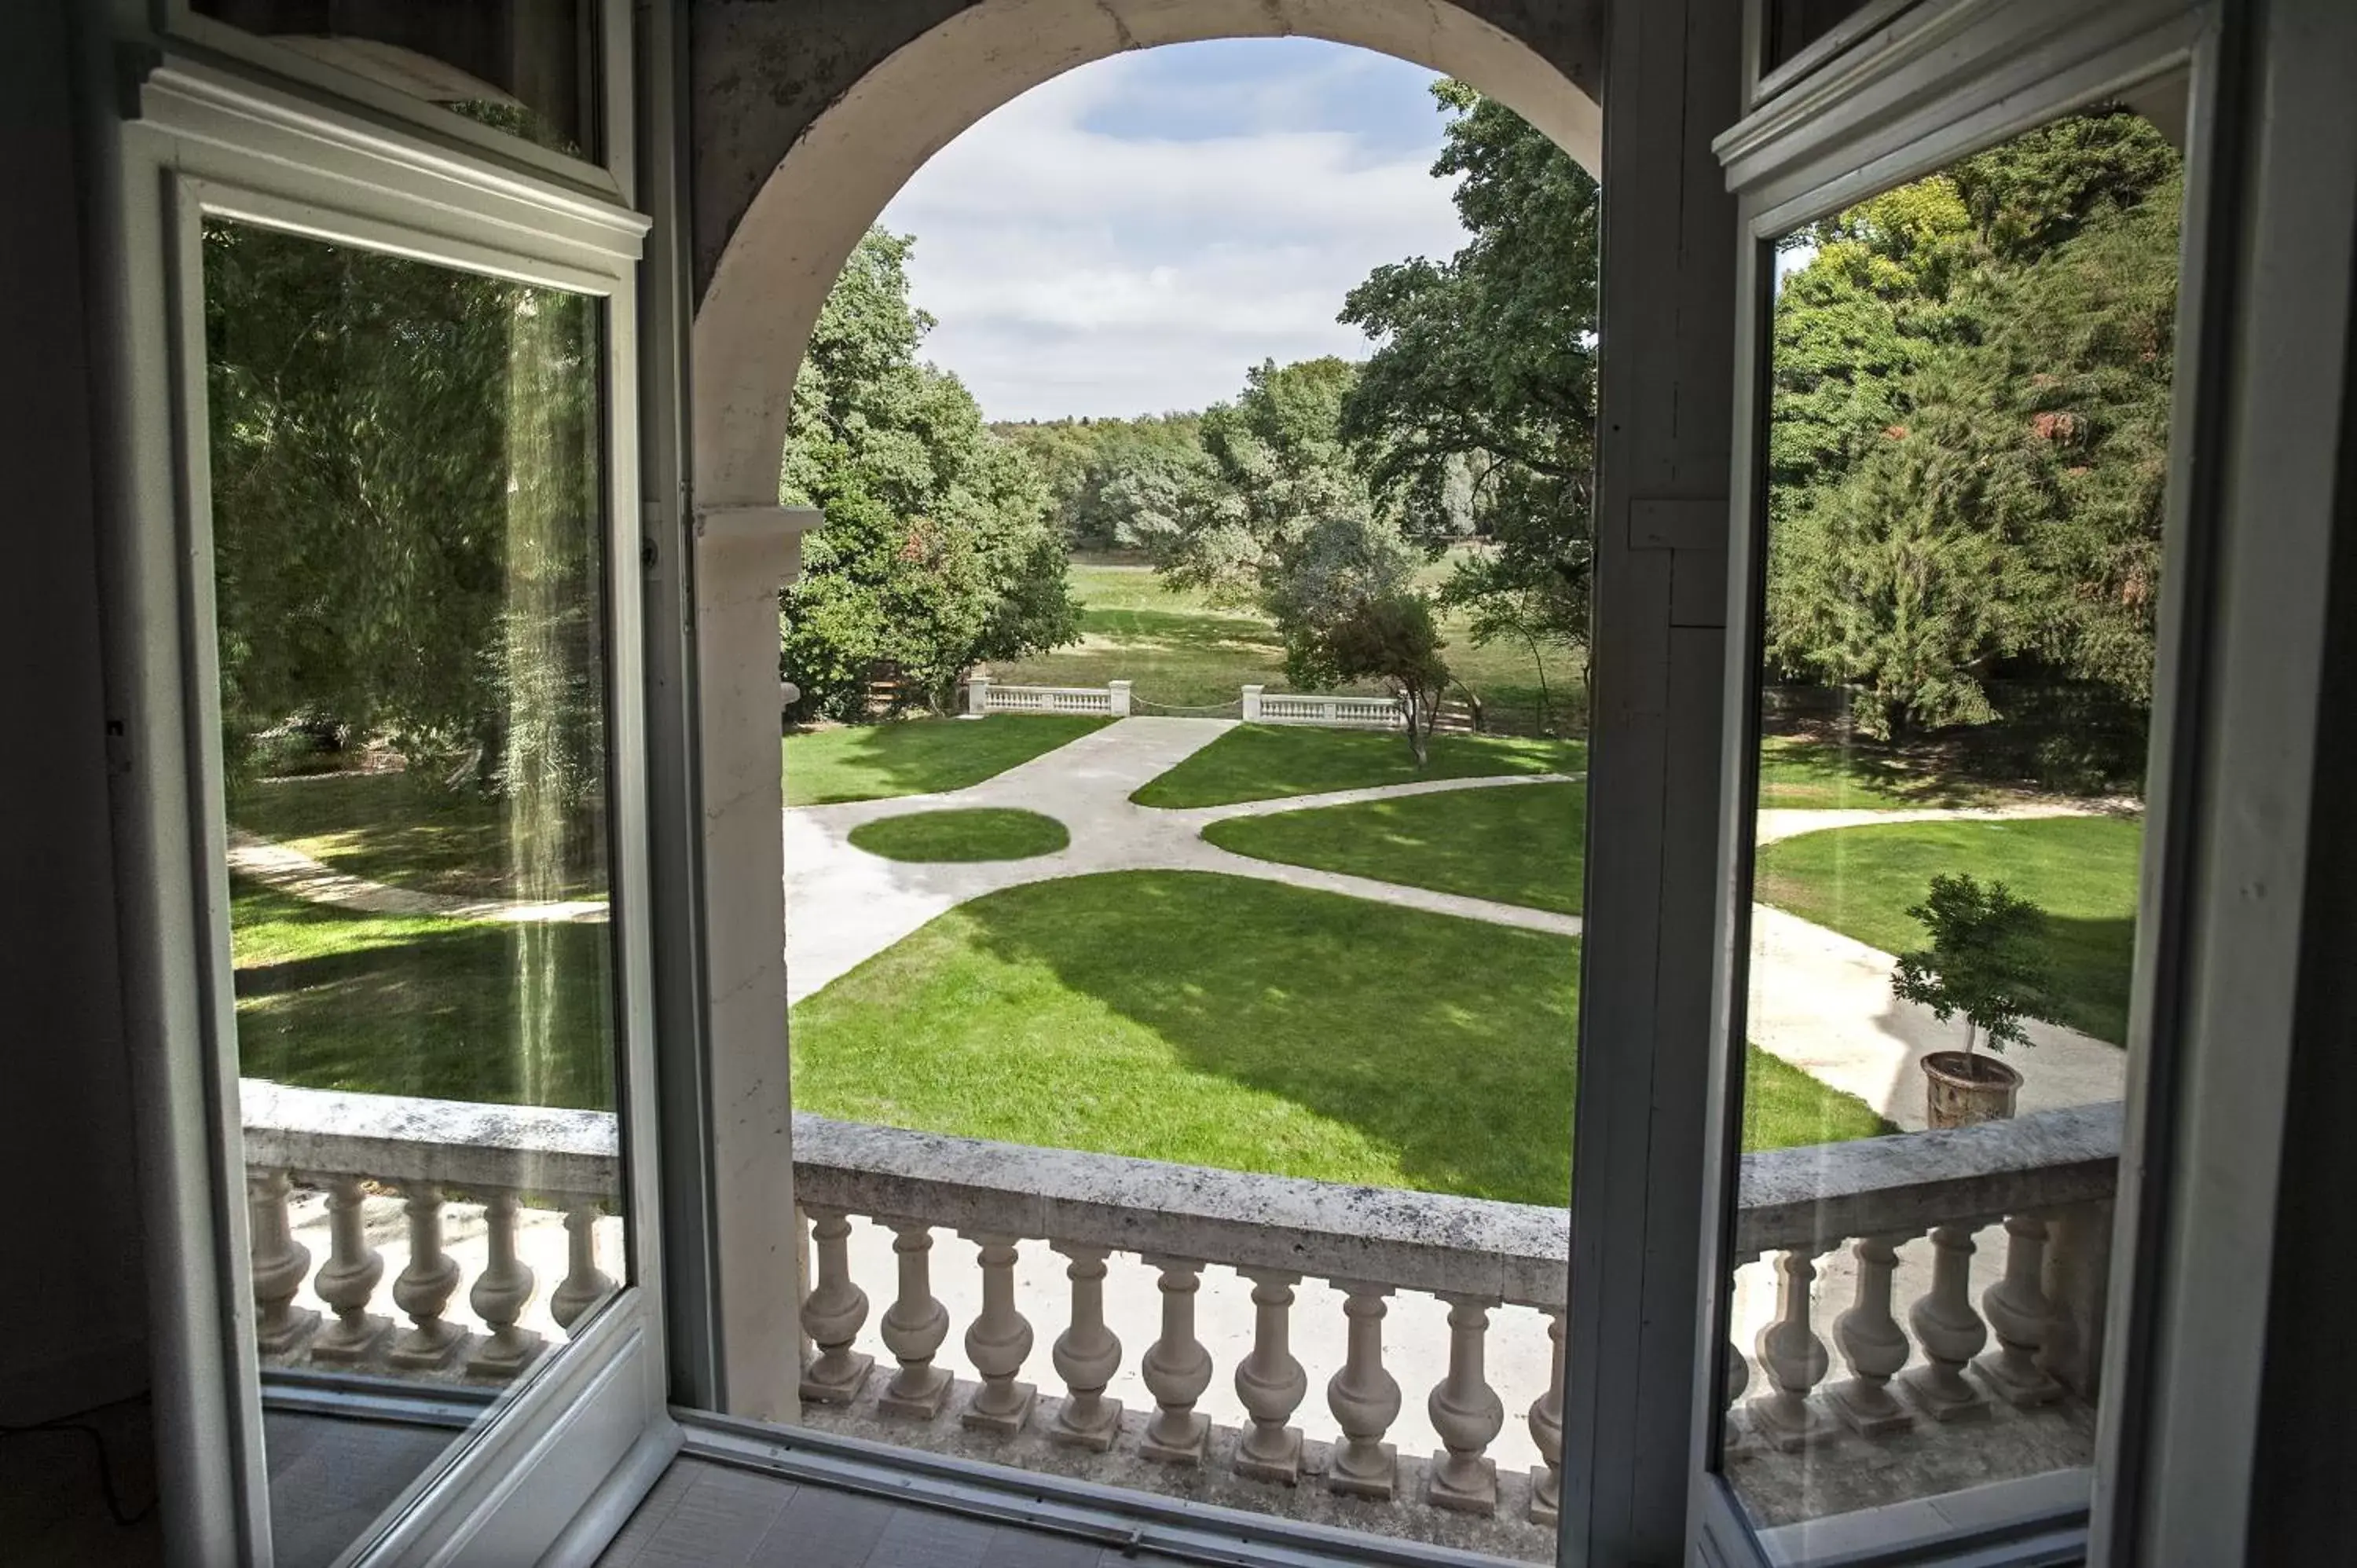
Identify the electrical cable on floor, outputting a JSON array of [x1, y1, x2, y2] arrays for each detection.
[[1, 1390, 159, 1529]]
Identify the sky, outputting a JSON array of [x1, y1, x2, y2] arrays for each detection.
[[876, 39, 1470, 423]]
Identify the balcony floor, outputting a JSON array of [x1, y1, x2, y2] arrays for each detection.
[[598, 1455, 1193, 1568]]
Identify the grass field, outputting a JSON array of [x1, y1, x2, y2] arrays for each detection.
[[229, 771, 604, 901], [1757, 737, 2016, 810], [790, 870, 1891, 1204], [229, 877, 615, 1108], [1754, 815, 2143, 1043], [1134, 724, 1585, 808], [848, 808, 1069, 863], [1207, 782, 1585, 916], [785, 714, 1107, 804], [988, 562, 1586, 735]]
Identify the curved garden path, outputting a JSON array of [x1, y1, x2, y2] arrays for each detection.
[[786, 717, 2131, 1127], [783, 717, 1581, 1003], [226, 828, 610, 923]]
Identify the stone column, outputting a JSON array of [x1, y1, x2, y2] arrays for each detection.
[[1139, 1256, 1212, 1464], [1232, 1269, 1307, 1483], [1241, 684, 1263, 722], [966, 673, 991, 715], [1107, 679, 1131, 717], [695, 502, 821, 1421], [1325, 1285, 1402, 1501]]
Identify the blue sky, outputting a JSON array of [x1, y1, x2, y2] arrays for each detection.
[[877, 39, 1469, 423]]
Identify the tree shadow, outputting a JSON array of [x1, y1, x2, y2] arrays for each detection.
[[951, 870, 1583, 1204]]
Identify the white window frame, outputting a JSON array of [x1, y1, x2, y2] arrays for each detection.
[[105, 39, 673, 1568], [1692, 0, 2232, 1563], [138, 0, 636, 206]]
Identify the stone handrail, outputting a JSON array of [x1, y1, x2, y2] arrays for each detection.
[[965, 676, 1131, 716], [237, 1084, 2119, 1538], [1241, 683, 1408, 729]]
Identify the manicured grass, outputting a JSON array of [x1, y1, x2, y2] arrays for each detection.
[[1134, 724, 1587, 808], [1206, 782, 1585, 916], [229, 878, 615, 1108], [230, 770, 603, 901], [785, 715, 1108, 805], [1754, 815, 2142, 1043], [1757, 736, 2011, 810], [790, 870, 1892, 1204], [849, 808, 1069, 863], [989, 562, 1587, 735]]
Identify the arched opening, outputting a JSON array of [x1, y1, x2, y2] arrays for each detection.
[[691, 0, 1601, 509]]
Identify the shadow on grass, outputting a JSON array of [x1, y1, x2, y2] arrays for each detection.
[[231, 880, 615, 1108], [1207, 782, 1586, 916], [784, 714, 1108, 806]]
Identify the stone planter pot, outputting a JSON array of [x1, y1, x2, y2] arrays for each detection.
[[1922, 1050, 2022, 1129]]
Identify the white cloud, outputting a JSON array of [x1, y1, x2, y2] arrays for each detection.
[[877, 45, 1469, 422]]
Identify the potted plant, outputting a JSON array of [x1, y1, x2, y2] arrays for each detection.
[[1890, 873, 2058, 1128]]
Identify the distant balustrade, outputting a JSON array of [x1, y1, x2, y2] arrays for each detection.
[[237, 1081, 2118, 1556], [964, 676, 1130, 716], [1241, 683, 1408, 729]]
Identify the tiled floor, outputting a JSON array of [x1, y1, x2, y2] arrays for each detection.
[[596, 1457, 1197, 1568]]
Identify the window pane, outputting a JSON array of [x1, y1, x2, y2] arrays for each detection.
[[191, 0, 599, 159], [1716, 97, 2186, 1553], [203, 220, 621, 1566]]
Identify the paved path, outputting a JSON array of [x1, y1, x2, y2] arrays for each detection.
[[785, 718, 1582, 1002], [227, 829, 610, 923]]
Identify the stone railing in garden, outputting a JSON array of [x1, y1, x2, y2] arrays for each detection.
[[238, 1083, 2118, 1558], [965, 676, 1131, 716], [1241, 684, 1409, 730]]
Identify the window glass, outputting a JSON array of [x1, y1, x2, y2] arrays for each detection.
[[191, 0, 599, 159], [203, 219, 622, 1565], [1762, 0, 1884, 75], [1715, 97, 2185, 1552]]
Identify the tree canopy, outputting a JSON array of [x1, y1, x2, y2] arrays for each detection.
[[781, 229, 1081, 717]]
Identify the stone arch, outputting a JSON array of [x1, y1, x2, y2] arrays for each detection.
[[690, 0, 1603, 508]]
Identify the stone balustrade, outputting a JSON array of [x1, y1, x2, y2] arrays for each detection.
[[1241, 683, 1409, 729], [965, 676, 1131, 716], [237, 1081, 2119, 1556]]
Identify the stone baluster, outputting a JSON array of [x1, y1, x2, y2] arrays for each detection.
[[798, 1207, 875, 1404], [959, 1232, 1036, 1434], [1048, 1244, 1124, 1450], [1726, 1339, 1750, 1405], [308, 1174, 389, 1361], [1426, 1295, 1505, 1514], [2038, 1200, 2113, 1398], [1978, 1214, 2063, 1405], [1902, 1223, 1992, 1420], [247, 1169, 317, 1354], [1325, 1284, 1402, 1500], [549, 1202, 615, 1333], [1233, 1269, 1308, 1484], [388, 1183, 464, 1368], [1826, 1233, 1918, 1436], [466, 1191, 543, 1376], [1750, 1248, 1834, 1450], [1527, 1309, 1567, 1525], [1138, 1256, 1213, 1464], [877, 1221, 952, 1418]]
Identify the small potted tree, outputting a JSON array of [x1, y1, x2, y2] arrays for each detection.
[[1890, 873, 2058, 1128]]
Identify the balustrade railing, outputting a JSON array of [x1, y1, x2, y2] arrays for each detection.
[[1241, 683, 1409, 729], [238, 1081, 2118, 1554], [965, 676, 1131, 716]]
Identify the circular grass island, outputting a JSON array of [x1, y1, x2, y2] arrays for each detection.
[[848, 807, 1069, 863]]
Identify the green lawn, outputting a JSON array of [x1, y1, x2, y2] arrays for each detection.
[[785, 715, 1107, 805], [1135, 724, 1586, 808], [790, 870, 1891, 1204], [1754, 815, 2142, 1043], [229, 878, 615, 1108], [1207, 782, 1585, 916], [229, 770, 603, 901], [1758, 736, 2013, 810], [849, 808, 1069, 863], [988, 561, 1587, 735]]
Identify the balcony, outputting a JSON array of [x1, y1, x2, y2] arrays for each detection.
[[236, 1083, 2117, 1562]]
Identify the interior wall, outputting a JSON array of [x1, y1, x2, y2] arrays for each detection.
[[0, 0, 150, 1425]]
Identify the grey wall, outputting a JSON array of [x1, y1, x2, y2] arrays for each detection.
[[0, 0, 151, 1425]]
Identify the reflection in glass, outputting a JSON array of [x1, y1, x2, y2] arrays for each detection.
[[191, 0, 599, 158], [204, 221, 620, 1565], [1719, 102, 2184, 1548]]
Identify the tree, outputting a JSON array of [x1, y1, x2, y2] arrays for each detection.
[[1890, 874, 2059, 1060], [1316, 592, 1453, 765], [1764, 110, 2183, 739], [1339, 82, 1600, 682], [782, 229, 1080, 716]]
